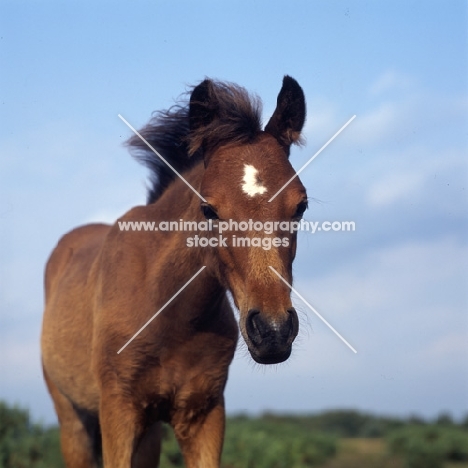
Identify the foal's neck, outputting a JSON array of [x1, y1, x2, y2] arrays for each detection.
[[147, 162, 226, 314]]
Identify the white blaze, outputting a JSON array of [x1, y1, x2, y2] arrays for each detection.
[[242, 164, 267, 197]]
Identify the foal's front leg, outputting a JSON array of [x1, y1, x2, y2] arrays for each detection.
[[173, 400, 226, 468], [99, 388, 144, 468]]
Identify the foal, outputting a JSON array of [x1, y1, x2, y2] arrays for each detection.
[[41, 76, 308, 467]]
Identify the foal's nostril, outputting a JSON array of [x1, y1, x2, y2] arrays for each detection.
[[286, 307, 299, 341], [246, 309, 263, 346]]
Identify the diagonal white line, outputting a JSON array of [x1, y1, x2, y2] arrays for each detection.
[[118, 114, 207, 202], [269, 266, 357, 354], [117, 266, 206, 354], [268, 115, 356, 202]]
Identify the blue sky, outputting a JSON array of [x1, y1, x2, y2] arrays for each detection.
[[1, 1, 467, 424]]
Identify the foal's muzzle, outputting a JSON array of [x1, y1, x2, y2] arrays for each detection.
[[245, 308, 299, 364]]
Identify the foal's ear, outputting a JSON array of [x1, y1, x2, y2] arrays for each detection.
[[264, 76, 306, 155], [188, 79, 219, 156]]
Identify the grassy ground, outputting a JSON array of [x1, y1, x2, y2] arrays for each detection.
[[320, 438, 468, 468], [320, 439, 404, 468]]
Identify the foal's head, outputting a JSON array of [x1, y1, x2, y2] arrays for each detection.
[[189, 77, 307, 364]]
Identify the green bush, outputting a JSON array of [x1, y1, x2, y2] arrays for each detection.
[[387, 425, 468, 468], [159, 424, 184, 468], [437, 427, 468, 461], [0, 402, 64, 468], [221, 418, 336, 467]]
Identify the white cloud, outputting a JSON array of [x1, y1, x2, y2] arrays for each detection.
[[302, 76, 467, 156], [370, 70, 415, 96], [348, 101, 402, 147], [301, 100, 338, 141], [365, 145, 467, 208], [367, 171, 426, 207], [0, 337, 42, 384], [1, 259, 44, 318], [416, 332, 468, 371]]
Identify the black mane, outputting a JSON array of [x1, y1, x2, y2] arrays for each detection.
[[126, 80, 262, 204]]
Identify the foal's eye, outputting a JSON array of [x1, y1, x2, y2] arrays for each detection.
[[293, 200, 308, 219], [201, 203, 219, 220]]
